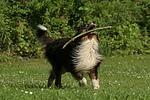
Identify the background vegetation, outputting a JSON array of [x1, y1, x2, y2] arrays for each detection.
[[0, 0, 149, 58]]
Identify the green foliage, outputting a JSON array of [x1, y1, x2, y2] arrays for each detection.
[[0, 0, 40, 57], [0, 0, 149, 57], [100, 23, 149, 55]]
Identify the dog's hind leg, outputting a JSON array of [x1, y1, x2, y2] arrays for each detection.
[[51, 63, 62, 88], [55, 70, 62, 88], [89, 66, 100, 89], [71, 72, 87, 87], [48, 70, 55, 88]]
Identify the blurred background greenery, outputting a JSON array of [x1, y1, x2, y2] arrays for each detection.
[[0, 0, 149, 58]]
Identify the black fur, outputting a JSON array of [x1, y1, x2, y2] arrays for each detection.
[[37, 23, 102, 89]]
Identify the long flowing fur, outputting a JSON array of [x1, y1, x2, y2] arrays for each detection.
[[36, 23, 103, 89], [72, 37, 102, 73]]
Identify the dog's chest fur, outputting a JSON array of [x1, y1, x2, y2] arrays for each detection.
[[72, 38, 102, 73]]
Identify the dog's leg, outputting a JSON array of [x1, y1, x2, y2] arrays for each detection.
[[55, 71, 62, 88], [89, 67, 100, 89], [71, 72, 87, 87], [48, 70, 55, 88], [53, 64, 62, 88]]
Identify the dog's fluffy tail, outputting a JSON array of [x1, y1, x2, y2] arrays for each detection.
[[36, 25, 54, 45]]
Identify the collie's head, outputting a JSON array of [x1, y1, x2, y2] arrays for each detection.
[[75, 22, 98, 42]]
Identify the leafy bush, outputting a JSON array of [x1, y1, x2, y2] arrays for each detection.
[[0, 0, 149, 58]]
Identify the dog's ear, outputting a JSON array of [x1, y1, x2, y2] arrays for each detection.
[[74, 27, 80, 31], [74, 25, 86, 32], [92, 21, 97, 25], [74, 27, 83, 35]]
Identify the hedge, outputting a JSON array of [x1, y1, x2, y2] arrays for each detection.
[[0, 0, 149, 57]]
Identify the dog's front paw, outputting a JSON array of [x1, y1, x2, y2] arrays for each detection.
[[93, 85, 100, 89], [92, 79, 100, 89], [79, 77, 87, 86]]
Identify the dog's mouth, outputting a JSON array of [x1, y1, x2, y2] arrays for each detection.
[[89, 31, 97, 35]]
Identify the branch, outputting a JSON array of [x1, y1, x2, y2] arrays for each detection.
[[62, 26, 112, 49]]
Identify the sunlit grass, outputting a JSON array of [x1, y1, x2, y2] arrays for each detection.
[[0, 55, 149, 100]]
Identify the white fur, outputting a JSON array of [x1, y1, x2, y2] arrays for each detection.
[[72, 38, 102, 73], [79, 77, 87, 86], [92, 79, 100, 89], [37, 25, 47, 31]]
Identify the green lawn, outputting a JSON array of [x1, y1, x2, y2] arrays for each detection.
[[0, 55, 149, 100]]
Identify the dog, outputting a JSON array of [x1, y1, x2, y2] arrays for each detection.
[[36, 22, 103, 89]]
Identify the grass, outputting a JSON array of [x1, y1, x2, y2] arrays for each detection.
[[0, 55, 150, 100]]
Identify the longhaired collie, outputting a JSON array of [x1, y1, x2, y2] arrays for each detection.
[[36, 22, 103, 89]]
